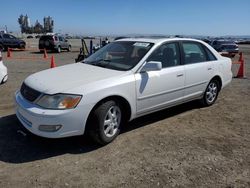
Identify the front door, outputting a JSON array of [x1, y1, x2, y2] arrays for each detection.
[[135, 42, 185, 115]]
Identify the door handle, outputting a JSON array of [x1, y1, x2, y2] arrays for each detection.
[[177, 74, 184, 77], [208, 67, 212, 70]]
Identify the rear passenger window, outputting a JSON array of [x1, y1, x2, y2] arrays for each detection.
[[147, 43, 180, 68], [204, 46, 217, 61], [183, 42, 207, 64], [3, 34, 10, 39]]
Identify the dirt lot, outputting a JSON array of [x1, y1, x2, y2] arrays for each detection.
[[0, 39, 249, 188]]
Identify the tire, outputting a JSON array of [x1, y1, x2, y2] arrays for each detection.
[[0, 44, 4, 51], [67, 45, 71, 52], [1, 75, 8, 84], [57, 46, 61, 53], [19, 43, 25, 50], [88, 100, 123, 145], [200, 79, 220, 107]]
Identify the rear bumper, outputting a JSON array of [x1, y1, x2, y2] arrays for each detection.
[[39, 45, 57, 51]]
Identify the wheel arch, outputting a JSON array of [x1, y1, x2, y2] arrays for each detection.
[[211, 75, 222, 91], [86, 95, 132, 128]]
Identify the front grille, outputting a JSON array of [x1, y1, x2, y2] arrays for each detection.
[[20, 83, 41, 102]]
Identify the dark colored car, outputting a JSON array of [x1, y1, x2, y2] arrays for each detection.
[[39, 34, 71, 53], [211, 40, 239, 57], [0, 33, 26, 51]]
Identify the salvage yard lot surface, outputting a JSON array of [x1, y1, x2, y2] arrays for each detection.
[[0, 40, 249, 187]]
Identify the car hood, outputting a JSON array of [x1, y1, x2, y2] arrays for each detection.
[[24, 63, 125, 94]]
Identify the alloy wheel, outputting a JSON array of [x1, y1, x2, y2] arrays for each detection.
[[103, 105, 121, 137]]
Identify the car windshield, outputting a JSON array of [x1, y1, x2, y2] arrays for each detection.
[[83, 41, 154, 71]]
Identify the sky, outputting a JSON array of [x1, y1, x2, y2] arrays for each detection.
[[1, 0, 250, 36]]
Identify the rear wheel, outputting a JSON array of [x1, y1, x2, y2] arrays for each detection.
[[67, 45, 71, 52], [88, 100, 122, 145], [19, 43, 25, 50], [57, 46, 61, 53], [200, 79, 220, 106]]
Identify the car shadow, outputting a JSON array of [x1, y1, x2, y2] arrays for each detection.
[[30, 51, 71, 54], [30, 51, 58, 54], [0, 101, 201, 164]]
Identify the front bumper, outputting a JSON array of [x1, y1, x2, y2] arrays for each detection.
[[15, 91, 88, 138]]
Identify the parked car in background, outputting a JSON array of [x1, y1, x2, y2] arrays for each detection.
[[15, 38, 232, 145], [201, 38, 211, 44], [0, 51, 8, 84], [0, 33, 26, 51], [39, 34, 71, 53], [211, 40, 239, 57], [27, 35, 34, 39]]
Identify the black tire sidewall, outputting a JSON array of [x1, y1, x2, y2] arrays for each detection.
[[90, 100, 122, 145]]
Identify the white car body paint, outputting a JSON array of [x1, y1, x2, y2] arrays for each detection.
[[15, 38, 232, 138], [0, 51, 8, 84]]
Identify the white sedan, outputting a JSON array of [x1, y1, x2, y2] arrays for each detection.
[[15, 38, 232, 145], [0, 51, 7, 84]]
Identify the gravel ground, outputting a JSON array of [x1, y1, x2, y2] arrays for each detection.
[[0, 39, 249, 188]]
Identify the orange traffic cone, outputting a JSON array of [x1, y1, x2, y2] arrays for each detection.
[[50, 55, 56, 68], [236, 52, 245, 78], [43, 48, 48, 59], [7, 48, 12, 58]]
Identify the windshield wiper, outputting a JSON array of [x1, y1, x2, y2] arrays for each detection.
[[86, 59, 111, 68]]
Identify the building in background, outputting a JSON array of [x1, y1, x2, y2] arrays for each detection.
[[43, 16, 54, 33], [18, 14, 54, 34]]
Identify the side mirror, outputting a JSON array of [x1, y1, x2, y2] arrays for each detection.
[[65, 39, 68, 42], [140, 61, 162, 72]]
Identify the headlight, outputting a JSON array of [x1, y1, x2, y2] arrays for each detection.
[[36, 94, 82, 109]]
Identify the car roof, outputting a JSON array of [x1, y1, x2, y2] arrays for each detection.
[[116, 37, 204, 44]]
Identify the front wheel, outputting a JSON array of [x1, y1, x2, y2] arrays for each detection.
[[200, 80, 220, 107], [88, 100, 122, 145], [19, 44, 26, 50]]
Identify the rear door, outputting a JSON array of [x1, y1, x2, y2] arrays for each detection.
[[58, 36, 66, 48], [181, 41, 215, 100], [62, 37, 69, 48]]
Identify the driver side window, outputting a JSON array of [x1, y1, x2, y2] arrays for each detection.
[[147, 42, 180, 68]]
